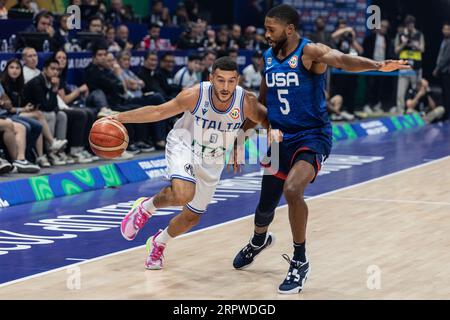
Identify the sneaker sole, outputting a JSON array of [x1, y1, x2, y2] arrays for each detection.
[[120, 197, 147, 241], [277, 267, 310, 295], [0, 165, 13, 174], [234, 233, 276, 270]]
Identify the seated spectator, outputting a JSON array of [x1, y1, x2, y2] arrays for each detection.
[[405, 79, 445, 124], [242, 25, 267, 51], [200, 50, 217, 81], [106, 0, 133, 24], [172, 2, 189, 28], [227, 48, 238, 63], [1, 58, 60, 167], [23, 58, 71, 166], [174, 54, 201, 89], [53, 50, 100, 164], [241, 51, 263, 94], [85, 44, 166, 153], [115, 25, 134, 51], [105, 25, 122, 52], [16, 11, 59, 52], [54, 14, 72, 52], [140, 23, 173, 51], [81, 15, 106, 50], [229, 24, 245, 49], [22, 47, 41, 84], [0, 0, 7, 20], [326, 93, 355, 121], [149, 0, 171, 27], [116, 50, 146, 98], [203, 29, 219, 51], [307, 17, 334, 47], [177, 21, 205, 49], [9, 0, 33, 18], [156, 52, 181, 99], [0, 107, 40, 173]]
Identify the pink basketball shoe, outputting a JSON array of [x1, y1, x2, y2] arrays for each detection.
[[145, 229, 166, 270], [120, 197, 154, 241]]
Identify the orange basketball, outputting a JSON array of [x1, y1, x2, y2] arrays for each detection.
[[89, 118, 129, 159]]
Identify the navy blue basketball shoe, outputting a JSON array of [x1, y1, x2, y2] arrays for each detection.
[[278, 254, 310, 294], [233, 233, 275, 269]]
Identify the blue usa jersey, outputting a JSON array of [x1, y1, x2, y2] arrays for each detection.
[[263, 38, 331, 135]]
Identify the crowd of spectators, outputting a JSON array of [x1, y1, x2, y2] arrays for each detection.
[[1, 1, 450, 176]]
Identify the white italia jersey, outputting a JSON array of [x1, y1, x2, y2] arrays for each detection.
[[169, 81, 246, 160], [165, 81, 246, 214]]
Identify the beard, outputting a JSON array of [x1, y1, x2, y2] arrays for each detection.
[[213, 87, 233, 103], [270, 35, 288, 56]]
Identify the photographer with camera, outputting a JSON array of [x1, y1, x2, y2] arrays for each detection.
[[329, 19, 363, 120], [394, 15, 425, 114], [405, 78, 445, 124]]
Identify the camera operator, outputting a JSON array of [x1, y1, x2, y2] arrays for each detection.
[[405, 78, 445, 124], [394, 15, 425, 114]]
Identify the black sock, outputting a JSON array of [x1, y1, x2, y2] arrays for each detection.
[[251, 231, 267, 247], [293, 241, 306, 262]]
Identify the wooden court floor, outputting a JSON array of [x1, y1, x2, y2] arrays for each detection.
[[1, 158, 450, 300]]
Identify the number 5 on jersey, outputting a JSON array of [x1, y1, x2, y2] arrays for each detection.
[[277, 89, 290, 115]]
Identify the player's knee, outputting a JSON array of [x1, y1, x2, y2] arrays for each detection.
[[283, 183, 305, 203]]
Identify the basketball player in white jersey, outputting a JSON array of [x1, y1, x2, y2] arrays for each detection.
[[111, 56, 269, 269]]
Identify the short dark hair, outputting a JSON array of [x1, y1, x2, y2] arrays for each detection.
[[148, 23, 160, 30], [443, 21, 450, 27], [188, 54, 201, 62], [212, 56, 238, 72], [43, 57, 59, 69], [144, 51, 158, 60], [92, 40, 108, 56], [89, 15, 104, 26], [203, 50, 217, 59], [266, 4, 300, 30], [404, 15, 416, 25], [160, 52, 174, 61]]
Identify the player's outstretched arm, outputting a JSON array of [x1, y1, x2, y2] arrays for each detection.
[[112, 86, 199, 124], [303, 42, 411, 73]]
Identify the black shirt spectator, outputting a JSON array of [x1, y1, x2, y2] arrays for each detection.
[[16, 11, 59, 52], [106, 0, 133, 24], [177, 22, 205, 49], [23, 60, 60, 112], [149, 0, 171, 26], [229, 24, 246, 49], [307, 17, 334, 47]]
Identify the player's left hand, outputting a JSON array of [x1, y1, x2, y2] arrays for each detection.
[[378, 60, 411, 72]]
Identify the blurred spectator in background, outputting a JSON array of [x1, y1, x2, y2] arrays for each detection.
[[105, 25, 121, 52], [24, 58, 70, 166], [227, 47, 238, 63], [243, 26, 266, 51], [137, 51, 164, 96], [201, 50, 217, 81], [308, 17, 333, 47], [172, 2, 190, 28], [394, 15, 425, 114], [140, 23, 173, 51], [174, 54, 201, 89], [203, 29, 219, 51], [229, 24, 245, 49], [16, 11, 59, 52], [216, 25, 230, 51], [115, 25, 134, 51], [326, 93, 353, 121], [177, 21, 205, 49], [54, 14, 72, 52], [241, 51, 263, 94], [405, 78, 445, 124], [0, 58, 47, 166], [81, 15, 106, 50], [433, 22, 450, 120], [157, 53, 181, 99], [9, 0, 33, 18], [185, 0, 200, 22], [149, 0, 171, 27], [116, 50, 146, 99], [0, 0, 8, 20], [363, 19, 394, 114], [106, 0, 133, 24], [330, 19, 363, 119], [22, 47, 41, 83], [53, 50, 102, 164]]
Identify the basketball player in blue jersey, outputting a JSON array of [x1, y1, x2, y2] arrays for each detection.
[[232, 4, 411, 294]]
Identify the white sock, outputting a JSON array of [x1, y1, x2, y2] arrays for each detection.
[[142, 197, 157, 213], [155, 227, 173, 244]]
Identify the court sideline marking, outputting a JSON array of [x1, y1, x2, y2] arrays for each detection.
[[0, 154, 449, 289]]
